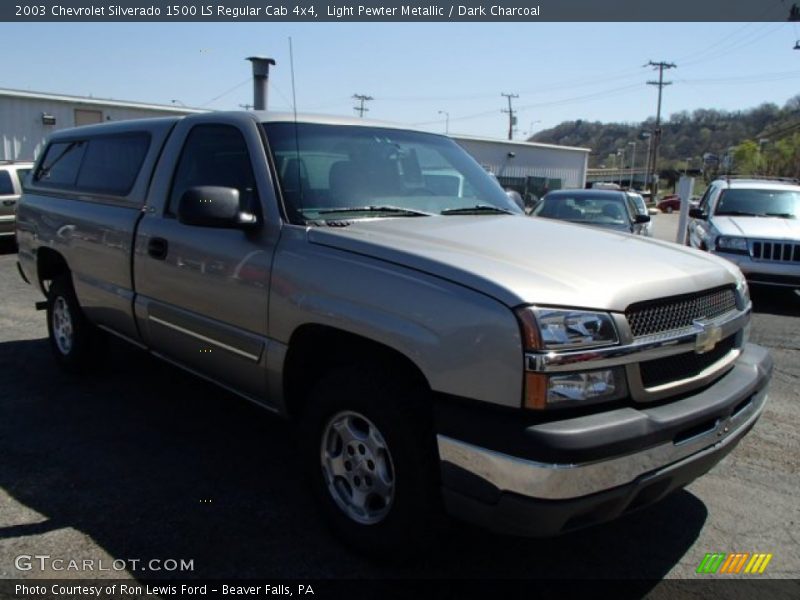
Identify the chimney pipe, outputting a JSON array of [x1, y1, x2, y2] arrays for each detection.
[[246, 56, 276, 111]]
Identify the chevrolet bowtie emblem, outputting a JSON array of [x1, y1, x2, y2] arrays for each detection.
[[694, 320, 723, 354]]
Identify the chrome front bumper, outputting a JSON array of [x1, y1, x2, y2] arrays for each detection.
[[437, 343, 772, 535]]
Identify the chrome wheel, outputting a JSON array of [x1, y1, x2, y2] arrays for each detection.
[[320, 410, 395, 525], [52, 296, 74, 355]]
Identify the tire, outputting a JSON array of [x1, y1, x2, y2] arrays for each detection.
[[46, 275, 101, 372], [665, 206, 673, 214], [299, 365, 441, 557]]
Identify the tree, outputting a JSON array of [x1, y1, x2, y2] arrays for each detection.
[[732, 140, 761, 175]]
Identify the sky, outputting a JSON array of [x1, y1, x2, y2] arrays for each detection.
[[1, 21, 799, 140]]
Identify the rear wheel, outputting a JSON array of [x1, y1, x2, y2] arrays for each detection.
[[46, 275, 102, 372], [300, 365, 440, 556]]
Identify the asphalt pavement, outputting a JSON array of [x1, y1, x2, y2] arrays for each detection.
[[0, 216, 798, 590]]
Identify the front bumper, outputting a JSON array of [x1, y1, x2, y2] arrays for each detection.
[[713, 250, 800, 289], [437, 343, 772, 536]]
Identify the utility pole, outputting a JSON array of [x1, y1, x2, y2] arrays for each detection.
[[645, 60, 676, 199], [352, 94, 373, 118], [501, 92, 519, 141]]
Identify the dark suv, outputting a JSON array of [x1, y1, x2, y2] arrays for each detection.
[[533, 189, 651, 235]]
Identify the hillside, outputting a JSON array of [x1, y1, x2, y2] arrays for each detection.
[[530, 96, 800, 179]]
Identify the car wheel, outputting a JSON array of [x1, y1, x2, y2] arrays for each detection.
[[300, 365, 441, 556], [46, 275, 102, 372], [666, 206, 674, 214]]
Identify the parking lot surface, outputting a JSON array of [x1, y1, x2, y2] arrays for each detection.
[[0, 215, 798, 588]]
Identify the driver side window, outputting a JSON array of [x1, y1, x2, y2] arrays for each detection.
[[168, 124, 259, 216]]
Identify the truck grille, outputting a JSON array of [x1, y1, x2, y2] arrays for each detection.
[[752, 240, 800, 263], [626, 286, 737, 338], [639, 335, 737, 388]]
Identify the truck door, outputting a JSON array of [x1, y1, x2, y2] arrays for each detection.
[[133, 114, 281, 406]]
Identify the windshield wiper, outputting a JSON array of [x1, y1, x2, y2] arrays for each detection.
[[715, 210, 760, 217], [763, 212, 795, 218], [441, 204, 514, 215], [316, 205, 434, 217]]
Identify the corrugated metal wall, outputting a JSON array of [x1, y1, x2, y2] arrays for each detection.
[[454, 137, 589, 189], [0, 96, 188, 161]]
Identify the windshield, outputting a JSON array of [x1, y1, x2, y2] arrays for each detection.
[[715, 188, 800, 218], [263, 122, 521, 224], [533, 194, 631, 226], [629, 193, 647, 216]]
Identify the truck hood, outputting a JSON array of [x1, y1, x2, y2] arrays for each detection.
[[713, 215, 800, 239], [307, 216, 742, 311]]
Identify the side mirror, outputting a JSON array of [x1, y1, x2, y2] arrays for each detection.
[[177, 186, 257, 229], [634, 214, 651, 224], [689, 207, 706, 220]]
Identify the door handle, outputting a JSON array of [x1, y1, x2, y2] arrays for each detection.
[[147, 237, 169, 260]]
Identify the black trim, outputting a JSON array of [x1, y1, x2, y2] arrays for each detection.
[[747, 273, 800, 287]]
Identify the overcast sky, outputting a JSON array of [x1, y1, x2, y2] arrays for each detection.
[[2, 21, 799, 139]]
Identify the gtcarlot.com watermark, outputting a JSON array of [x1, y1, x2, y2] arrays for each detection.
[[15, 554, 195, 573]]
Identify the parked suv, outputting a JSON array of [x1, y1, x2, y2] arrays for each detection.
[[0, 161, 33, 240], [688, 177, 800, 289], [16, 113, 771, 553]]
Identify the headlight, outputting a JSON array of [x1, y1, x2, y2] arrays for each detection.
[[525, 368, 628, 409], [735, 277, 751, 310], [516, 307, 619, 350], [716, 236, 749, 254]]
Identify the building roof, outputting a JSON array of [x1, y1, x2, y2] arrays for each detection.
[[0, 87, 208, 114], [451, 134, 591, 154]]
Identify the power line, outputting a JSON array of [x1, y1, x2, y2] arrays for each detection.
[[409, 82, 644, 127], [645, 60, 676, 197], [200, 77, 251, 107], [352, 94, 373, 117], [501, 92, 519, 140]]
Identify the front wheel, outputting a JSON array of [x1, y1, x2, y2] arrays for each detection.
[[300, 366, 441, 556]]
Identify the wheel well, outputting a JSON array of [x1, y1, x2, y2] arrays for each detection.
[[283, 325, 429, 419], [37, 248, 70, 295]]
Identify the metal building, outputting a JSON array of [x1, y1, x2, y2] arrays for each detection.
[[0, 88, 206, 161], [452, 135, 590, 203]]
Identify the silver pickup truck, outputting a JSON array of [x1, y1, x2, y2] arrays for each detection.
[[16, 112, 772, 554]]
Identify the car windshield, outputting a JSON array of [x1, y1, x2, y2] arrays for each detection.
[[629, 193, 647, 215], [715, 188, 800, 218], [533, 194, 630, 225], [263, 122, 521, 224]]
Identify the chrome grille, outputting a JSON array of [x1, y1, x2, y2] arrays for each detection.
[[639, 335, 737, 388], [626, 286, 737, 338], [752, 240, 800, 263]]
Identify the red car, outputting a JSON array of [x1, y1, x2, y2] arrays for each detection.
[[657, 195, 681, 213], [657, 194, 699, 213]]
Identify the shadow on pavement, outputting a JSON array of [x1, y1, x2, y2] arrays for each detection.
[[0, 336, 708, 585], [751, 286, 799, 317], [0, 239, 17, 256]]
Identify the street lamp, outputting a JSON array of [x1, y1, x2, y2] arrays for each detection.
[[628, 141, 637, 190], [438, 110, 450, 134], [524, 120, 541, 138]]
